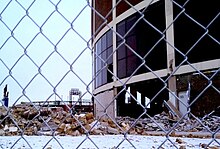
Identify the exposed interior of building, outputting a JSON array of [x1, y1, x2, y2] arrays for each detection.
[[92, 0, 220, 119]]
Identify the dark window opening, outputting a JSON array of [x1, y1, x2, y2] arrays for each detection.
[[176, 70, 220, 117], [95, 30, 113, 88], [116, 78, 168, 118], [173, 0, 220, 66], [117, 0, 166, 79]]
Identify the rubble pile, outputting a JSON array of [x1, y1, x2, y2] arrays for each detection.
[[0, 105, 219, 137], [116, 112, 220, 134]]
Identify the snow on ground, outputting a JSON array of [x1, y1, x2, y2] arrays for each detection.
[[0, 135, 220, 149]]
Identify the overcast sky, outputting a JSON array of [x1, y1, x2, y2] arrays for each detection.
[[0, 0, 92, 106]]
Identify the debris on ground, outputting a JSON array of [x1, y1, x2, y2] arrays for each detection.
[[0, 104, 220, 138]]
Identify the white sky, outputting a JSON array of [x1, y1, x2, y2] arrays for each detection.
[[0, 0, 92, 105], [0, 135, 219, 148]]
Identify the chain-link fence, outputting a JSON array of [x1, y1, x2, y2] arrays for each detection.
[[0, 0, 220, 148]]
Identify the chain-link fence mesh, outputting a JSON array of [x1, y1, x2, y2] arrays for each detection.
[[0, 0, 220, 148]]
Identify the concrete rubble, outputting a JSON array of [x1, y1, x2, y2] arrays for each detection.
[[0, 104, 220, 138]]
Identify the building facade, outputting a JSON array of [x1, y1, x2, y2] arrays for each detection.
[[92, 0, 220, 119]]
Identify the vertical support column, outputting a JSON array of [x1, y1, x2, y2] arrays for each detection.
[[112, 0, 117, 119], [165, 0, 178, 109], [112, 0, 117, 83], [92, 0, 96, 95]]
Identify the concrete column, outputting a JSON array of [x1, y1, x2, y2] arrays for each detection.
[[165, 0, 178, 109], [112, 0, 117, 118]]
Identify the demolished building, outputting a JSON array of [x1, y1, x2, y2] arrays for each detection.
[[91, 0, 220, 119]]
